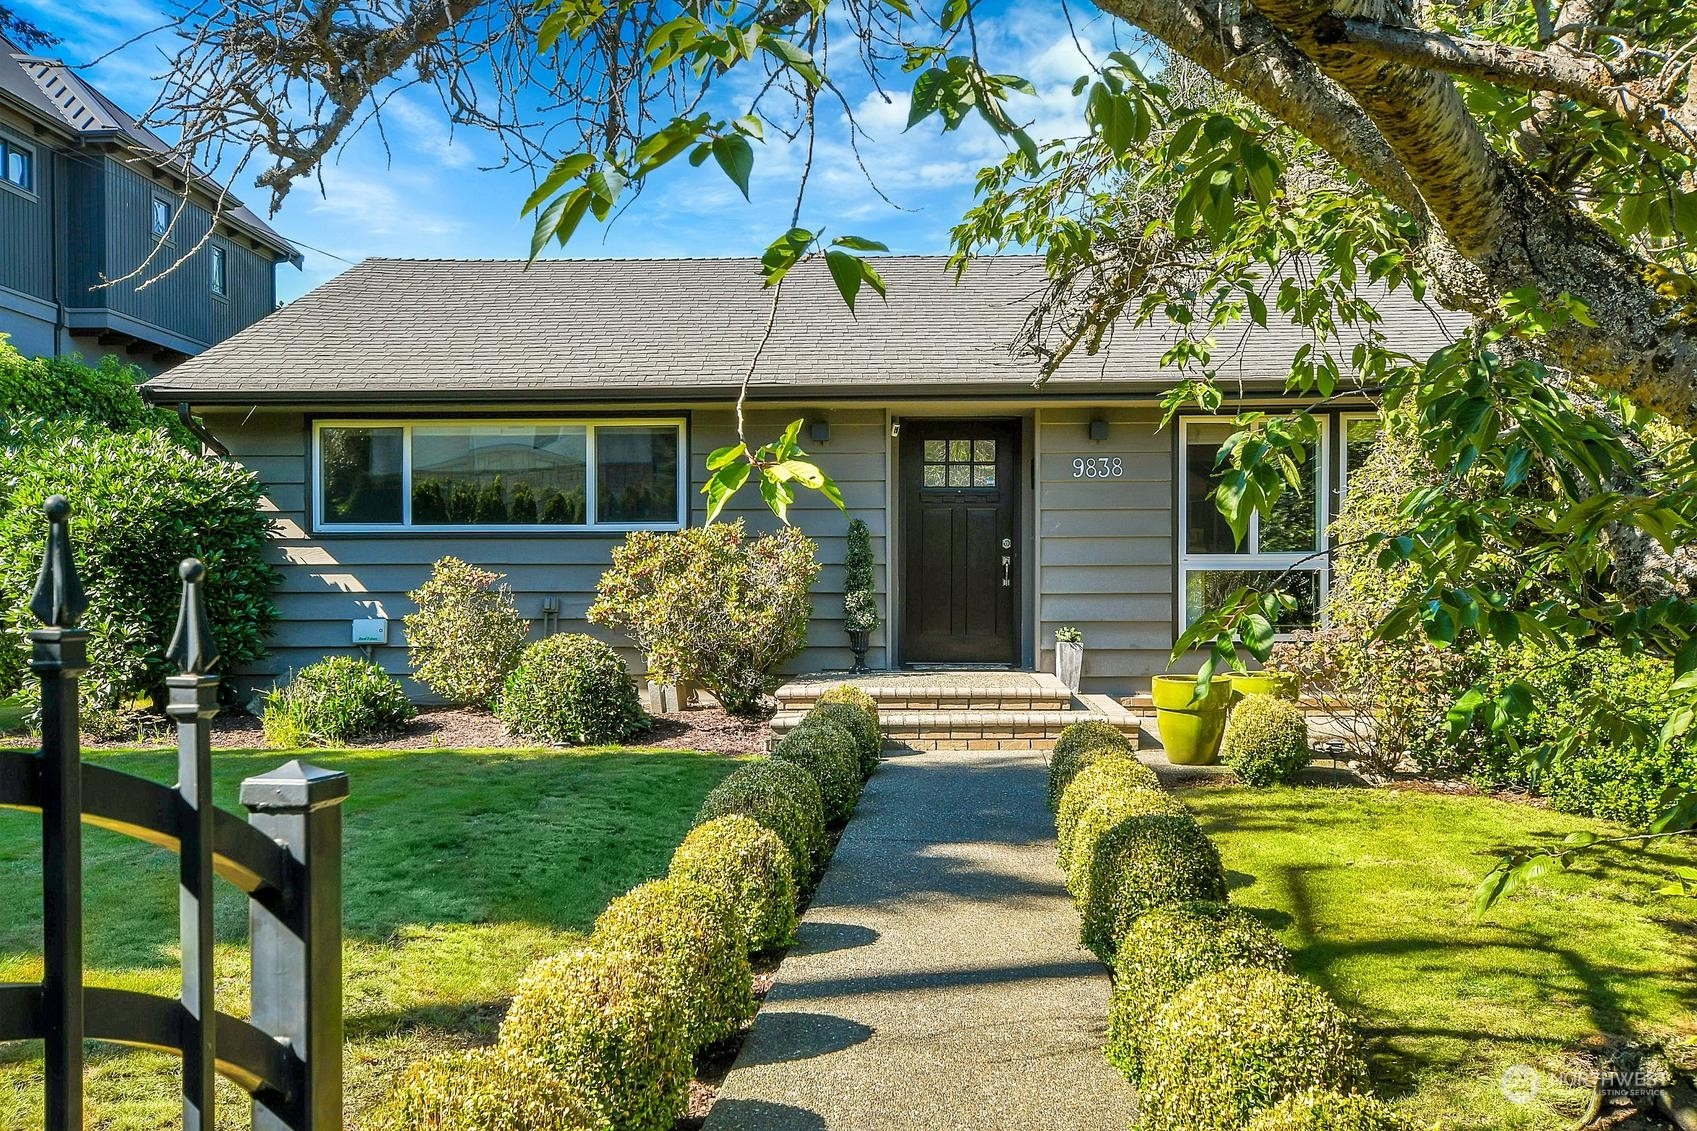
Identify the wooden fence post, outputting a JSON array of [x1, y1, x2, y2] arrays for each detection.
[[242, 760, 348, 1131]]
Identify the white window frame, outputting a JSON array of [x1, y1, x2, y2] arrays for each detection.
[[209, 242, 228, 298], [151, 195, 174, 242], [1337, 411, 1379, 505], [1177, 415, 1331, 631], [311, 417, 689, 534], [0, 136, 34, 195]]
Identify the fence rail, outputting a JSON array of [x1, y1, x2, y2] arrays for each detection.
[[0, 495, 347, 1130]]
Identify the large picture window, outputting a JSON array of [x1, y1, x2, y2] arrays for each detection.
[[313, 419, 685, 531], [1178, 416, 1329, 631]]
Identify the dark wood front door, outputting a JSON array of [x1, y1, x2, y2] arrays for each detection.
[[900, 419, 1020, 665]]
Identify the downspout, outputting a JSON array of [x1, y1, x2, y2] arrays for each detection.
[[176, 402, 228, 456], [50, 148, 66, 350]]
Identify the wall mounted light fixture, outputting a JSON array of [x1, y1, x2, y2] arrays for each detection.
[[809, 418, 831, 445], [1088, 417, 1110, 442]]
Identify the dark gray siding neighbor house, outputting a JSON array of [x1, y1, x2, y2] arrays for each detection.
[[141, 255, 1459, 700], [0, 34, 299, 371]]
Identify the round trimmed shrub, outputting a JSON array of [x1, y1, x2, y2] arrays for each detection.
[[1140, 969, 1369, 1131], [1223, 694, 1312, 787], [371, 1047, 594, 1130], [1105, 901, 1291, 1080], [816, 683, 878, 728], [1078, 813, 1227, 962], [591, 878, 754, 1049], [695, 758, 828, 884], [1244, 1089, 1416, 1131], [772, 719, 862, 824], [808, 700, 882, 778], [670, 816, 798, 953], [1054, 755, 1164, 872], [497, 633, 649, 745], [1045, 730, 1140, 811], [498, 947, 691, 1131], [261, 657, 415, 747], [1062, 785, 1187, 894], [403, 556, 529, 708]]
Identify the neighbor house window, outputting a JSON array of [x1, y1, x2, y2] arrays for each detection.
[[0, 138, 32, 192], [1339, 412, 1380, 502], [313, 419, 686, 531], [210, 244, 228, 296], [151, 196, 173, 239], [1178, 416, 1329, 631]]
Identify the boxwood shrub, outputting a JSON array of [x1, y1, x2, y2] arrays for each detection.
[[1222, 694, 1313, 787], [772, 719, 862, 824], [669, 815, 798, 953], [261, 657, 415, 747], [1078, 813, 1227, 961], [815, 683, 878, 727], [1140, 969, 1369, 1131], [591, 878, 754, 1049], [695, 758, 828, 884], [498, 947, 691, 1131], [1063, 786, 1188, 895], [371, 1047, 593, 1130], [807, 700, 882, 778], [497, 633, 649, 745], [1054, 756, 1164, 874], [1105, 900, 1292, 1080], [1049, 720, 1134, 807], [403, 556, 529, 708], [1244, 1089, 1416, 1131]]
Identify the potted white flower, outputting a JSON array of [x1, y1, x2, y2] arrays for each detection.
[[1055, 626, 1084, 692]]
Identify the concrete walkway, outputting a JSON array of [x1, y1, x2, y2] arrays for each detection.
[[704, 748, 1138, 1131]]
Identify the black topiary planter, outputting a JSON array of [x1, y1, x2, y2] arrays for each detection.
[[847, 629, 870, 673]]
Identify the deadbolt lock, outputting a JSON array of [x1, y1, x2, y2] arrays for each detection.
[[1001, 538, 1012, 549]]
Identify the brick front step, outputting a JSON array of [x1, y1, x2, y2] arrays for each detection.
[[770, 695, 1139, 753], [775, 672, 1074, 713]]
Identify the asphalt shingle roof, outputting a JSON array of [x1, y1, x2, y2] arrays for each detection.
[[143, 255, 1463, 404]]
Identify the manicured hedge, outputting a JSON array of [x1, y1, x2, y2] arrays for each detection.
[[371, 1048, 593, 1130], [808, 700, 882, 778], [1244, 1089, 1417, 1131], [1054, 756, 1166, 877], [772, 719, 863, 824], [695, 758, 828, 884], [670, 815, 798, 954], [1104, 900, 1291, 1080], [498, 633, 650, 745], [1048, 721, 1135, 808], [1139, 969, 1369, 1131], [815, 683, 878, 727], [1063, 786, 1187, 895], [499, 947, 691, 1131], [592, 878, 754, 1049], [1222, 694, 1312, 787], [1077, 813, 1227, 962]]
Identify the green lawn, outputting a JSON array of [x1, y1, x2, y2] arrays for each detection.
[[0, 697, 25, 734], [0, 743, 740, 1130], [1181, 783, 1697, 1130]]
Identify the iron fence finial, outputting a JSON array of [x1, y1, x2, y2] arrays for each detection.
[[167, 558, 221, 676], [29, 495, 87, 630]]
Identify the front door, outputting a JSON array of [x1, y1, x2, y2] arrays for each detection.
[[899, 419, 1020, 665]]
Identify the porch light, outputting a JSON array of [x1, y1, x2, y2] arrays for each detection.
[[809, 418, 831, 445], [1088, 417, 1110, 442]]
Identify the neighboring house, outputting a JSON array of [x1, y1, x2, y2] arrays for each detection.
[[0, 34, 299, 371], [141, 255, 1458, 699]]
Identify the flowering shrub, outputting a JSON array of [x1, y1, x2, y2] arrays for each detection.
[[403, 557, 529, 707], [589, 521, 820, 716]]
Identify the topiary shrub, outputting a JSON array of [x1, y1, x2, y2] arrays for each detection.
[[261, 657, 415, 746], [1078, 813, 1227, 962], [1244, 1089, 1416, 1131], [591, 878, 754, 1049], [404, 557, 530, 708], [498, 947, 691, 1131], [695, 758, 828, 884], [1054, 755, 1164, 873], [371, 1047, 594, 1131], [1105, 901, 1292, 1081], [0, 422, 277, 712], [808, 700, 882, 778], [497, 634, 649, 745], [588, 520, 820, 716], [817, 683, 878, 722], [669, 816, 798, 953], [1139, 969, 1369, 1131], [1062, 785, 1187, 895], [1049, 721, 1134, 808], [773, 719, 862, 823], [1222, 694, 1313, 787]]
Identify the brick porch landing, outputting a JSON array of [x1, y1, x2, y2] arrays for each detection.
[[771, 671, 1139, 752]]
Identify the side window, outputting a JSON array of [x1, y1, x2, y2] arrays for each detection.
[[151, 196, 173, 240], [0, 138, 33, 192], [210, 244, 228, 296]]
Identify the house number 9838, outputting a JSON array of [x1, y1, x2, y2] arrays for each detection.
[[1072, 457, 1124, 479]]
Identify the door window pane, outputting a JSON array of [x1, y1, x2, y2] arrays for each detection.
[[923, 465, 945, 487], [924, 440, 947, 461], [923, 434, 999, 490], [412, 423, 588, 526], [1185, 422, 1238, 554], [320, 427, 403, 524], [1185, 569, 1320, 630], [597, 425, 679, 523]]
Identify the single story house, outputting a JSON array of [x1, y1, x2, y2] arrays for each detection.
[[140, 255, 1458, 700]]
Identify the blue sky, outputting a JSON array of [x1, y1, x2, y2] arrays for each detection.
[[16, 1, 1134, 302]]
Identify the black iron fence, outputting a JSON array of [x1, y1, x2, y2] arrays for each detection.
[[0, 496, 347, 1130]]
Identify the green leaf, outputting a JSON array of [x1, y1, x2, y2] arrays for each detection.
[[522, 153, 593, 214], [711, 134, 755, 200], [908, 69, 945, 129], [825, 250, 864, 310], [761, 228, 816, 286], [705, 442, 747, 471], [831, 235, 890, 251], [702, 461, 752, 524]]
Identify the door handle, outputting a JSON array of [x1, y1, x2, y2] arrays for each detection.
[[1001, 555, 1012, 587]]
